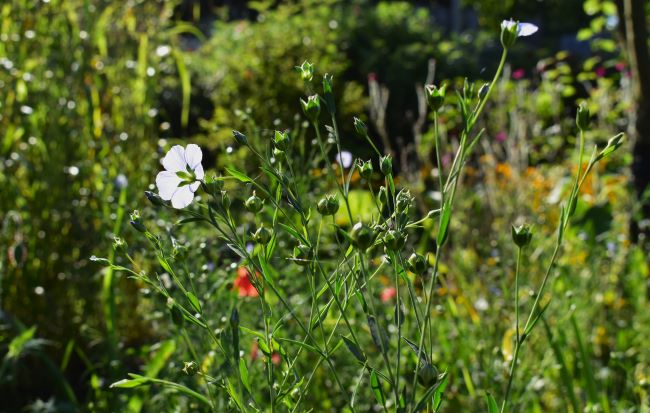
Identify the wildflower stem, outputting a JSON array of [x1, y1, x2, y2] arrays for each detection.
[[500, 246, 523, 413]]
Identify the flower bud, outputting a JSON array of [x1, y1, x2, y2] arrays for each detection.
[[273, 147, 286, 162], [511, 224, 533, 248], [221, 191, 231, 209], [232, 130, 248, 146], [182, 361, 199, 376], [357, 159, 373, 180], [253, 225, 272, 245], [379, 155, 392, 176], [576, 102, 590, 131], [396, 189, 413, 213], [145, 190, 165, 207], [424, 84, 446, 111], [296, 61, 314, 82], [407, 252, 427, 275], [129, 210, 146, 233], [274, 130, 291, 151], [293, 244, 313, 266], [478, 83, 490, 100], [417, 363, 439, 387], [378, 186, 389, 210], [353, 117, 367, 137], [383, 229, 406, 251], [317, 194, 340, 216], [500, 20, 518, 49], [351, 222, 375, 251], [323, 73, 333, 94], [245, 191, 263, 213], [113, 237, 127, 253], [300, 95, 321, 122]]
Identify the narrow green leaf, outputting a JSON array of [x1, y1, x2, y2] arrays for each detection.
[[370, 370, 386, 408], [485, 392, 499, 413], [185, 292, 201, 313], [437, 200, 452, 247], [341, 335, 366, 363], [239, 359, 251, 394], [414, 372, 448, 412], [225, 166, 252, 183]]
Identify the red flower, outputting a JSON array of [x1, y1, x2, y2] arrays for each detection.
[[595, 67, 606, 77], [495, 131, 507, 142], [512, 69, 525, 80], [234, 267, 259, 297], [381, 287, 397, 302]]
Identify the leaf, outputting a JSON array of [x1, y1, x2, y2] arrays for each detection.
[[186, 292, 201, 313], [225, 166, 252, 183], [433, 374, 448, 411], [413, 372, 448, 412], [402, 337, 428, 364], [367, 315, 389, 352], [341, 336, 366, 363], [595, 133, 624, 161], [278, 223, 308, 245], [485, 392, 499, 413], [110, 376, 150, 389], [370, 370, 386, 408], [6, 326, 37, 360], [239, 359, 251, 394], [437, 199, 452, 247]]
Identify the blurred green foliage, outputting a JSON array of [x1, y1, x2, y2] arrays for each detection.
[[0, 0, 647, 411]]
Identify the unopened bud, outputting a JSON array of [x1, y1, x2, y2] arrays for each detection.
[[245, 191, 263, 213], [511, 224, 533, 248], [317, 194, 340, 216], [351, 222, 375, 251], [407, 252, 427, 275], [379, 155, 392, 176], [424, 84, 446, 111]]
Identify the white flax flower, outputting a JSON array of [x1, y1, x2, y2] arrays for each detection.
[[156, 144, 204, 209], [501, 19, 538, 37]]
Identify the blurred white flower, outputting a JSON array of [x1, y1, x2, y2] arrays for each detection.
[[335, 150, 353, 168], [156, 144, 204, 209], [501, 20, 538, 37]]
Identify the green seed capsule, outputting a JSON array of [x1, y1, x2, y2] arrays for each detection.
[[379, 155, 393, 176], [317, 194, 339, 216], [293, 244, 313, 266], [253, 226, 272, 245], [511, 224, 533, 248], [351, 222, 375, 251], [245, 191, 263, 213], [407, 252, 427, 275], [417, 363, 439, 387]]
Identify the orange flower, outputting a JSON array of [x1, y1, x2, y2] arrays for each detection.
[[234, 267, 259, 297], [380, 287, 396, 302]]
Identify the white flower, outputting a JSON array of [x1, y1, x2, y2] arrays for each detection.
[[501, 19, 538, 37], [156, 144, 204, 209], [335, 150, 353, 168]]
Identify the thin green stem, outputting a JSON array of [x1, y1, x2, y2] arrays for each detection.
[[500, 246, 523, 413]]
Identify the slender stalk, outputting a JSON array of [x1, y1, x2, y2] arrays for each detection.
[[500, 247, 523, 413]]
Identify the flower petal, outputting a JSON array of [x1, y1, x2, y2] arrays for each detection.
[[193, 164, 205, 180], [501, 19, 516, 30], [156, 170, 182, 200], [162, 145, 187, 172], [517, 22, 538, 36], [184, 144, 203, 170], [171, 185, 194, 209], [189, 180, 201, 192]]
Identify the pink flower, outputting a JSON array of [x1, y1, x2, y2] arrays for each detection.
[[495, 131, 507, 142], [595, 67, 606, 77], [512, 69, 525, 80], [381, 287, 397, 302], [615, 62, 626, 72], [234, 267, 259, 297]]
